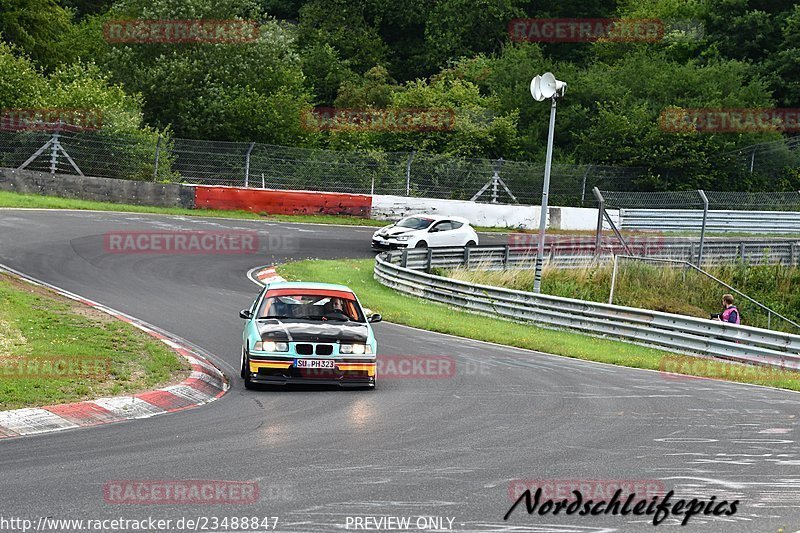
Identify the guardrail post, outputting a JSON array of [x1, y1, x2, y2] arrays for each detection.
[[503, 245, 510, 269], [790, 242, 798, 266], [697, 189, 709, 265], [463, 246, 471, 268], [401, 249, 408, 268], [739, 241, 746, 263], [425, 249, 433, 273]]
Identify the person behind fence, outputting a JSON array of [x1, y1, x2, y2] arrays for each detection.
[[711, 294, 740, 324]]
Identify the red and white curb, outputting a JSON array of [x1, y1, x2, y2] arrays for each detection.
[[247, 265, 286, 286], [0, 264, 229, 440]]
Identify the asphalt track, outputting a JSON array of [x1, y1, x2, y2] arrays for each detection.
[[0, 209, 799, 533]]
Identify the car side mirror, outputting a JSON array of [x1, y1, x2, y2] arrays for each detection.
[[239, 309, 253, 319], [368, 313, 382, 323], [428, 227, 438, 233]]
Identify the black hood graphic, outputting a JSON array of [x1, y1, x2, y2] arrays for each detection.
[[256, 320, 369, 343]]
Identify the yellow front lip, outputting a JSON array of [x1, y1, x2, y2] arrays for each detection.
[[249, 361, 376, 377]]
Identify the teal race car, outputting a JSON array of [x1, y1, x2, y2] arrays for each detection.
[[239, 281, 381, 389]]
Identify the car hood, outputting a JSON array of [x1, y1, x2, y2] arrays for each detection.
[[256, 320, 369, 343], [374, 225, 419, 237]]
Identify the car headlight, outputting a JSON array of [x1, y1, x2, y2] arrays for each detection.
[[395, 235, 410, 241], [253, 341, 289, 352], [340, 344, 371, 354]]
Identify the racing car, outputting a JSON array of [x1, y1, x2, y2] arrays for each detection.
[[239, 281, 381, 389]]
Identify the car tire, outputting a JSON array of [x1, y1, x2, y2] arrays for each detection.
[[415, 240, 428, 248], [242, 349, 256, 390], [466, 240, 476, 246], [240, 347, 247, 379]]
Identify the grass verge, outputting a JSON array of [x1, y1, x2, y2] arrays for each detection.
[[0, 273, 189, 410], [447, 261, 800, 334], [277, 258, 800, 392]]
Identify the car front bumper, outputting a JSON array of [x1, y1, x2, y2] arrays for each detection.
[[248, 357, 376, 387], [371, 238, 408, 250]]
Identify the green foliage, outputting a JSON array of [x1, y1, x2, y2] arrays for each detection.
[[0, 0, 797, 190], [0, 0, 74, 69]]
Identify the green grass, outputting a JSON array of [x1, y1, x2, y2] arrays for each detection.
[[0, 273, 188, 410], [448, 261, 800, 333], [277, 258, 800, 391]]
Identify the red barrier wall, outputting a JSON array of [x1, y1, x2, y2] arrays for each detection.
[[194, 186, 371, 217]]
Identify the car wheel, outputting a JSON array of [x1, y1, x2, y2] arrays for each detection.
[[466, 240, 476, 246], [415, 240, 428, 248], [242, 349, 256, 389], [240, 347, 247, 379]]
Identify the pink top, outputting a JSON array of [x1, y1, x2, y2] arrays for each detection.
[[721, 306, 740, 325]]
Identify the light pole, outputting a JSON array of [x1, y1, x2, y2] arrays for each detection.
[[530, 72, 567, 293]]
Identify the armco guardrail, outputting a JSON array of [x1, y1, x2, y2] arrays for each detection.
[[620, 209, 800, 234], [375, 249, 800, 369], [399, 240, 800, 270]]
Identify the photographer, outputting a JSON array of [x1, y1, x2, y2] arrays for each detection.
[[712, 294, 741, 325]]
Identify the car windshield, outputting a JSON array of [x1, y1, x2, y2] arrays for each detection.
[[396, 217, 434, 230], [257, 293, 365, 322]]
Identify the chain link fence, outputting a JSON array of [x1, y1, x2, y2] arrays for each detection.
[[599, 189, 800, 211], [1, 127, 798, 207]]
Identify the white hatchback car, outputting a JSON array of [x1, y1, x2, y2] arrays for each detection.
[[371, 215, 479, 249]]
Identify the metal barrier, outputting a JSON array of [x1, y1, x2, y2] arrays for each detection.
[[404, 241, 800, 270], [620, 209, 800, 234], [374, 249, 800, 369]]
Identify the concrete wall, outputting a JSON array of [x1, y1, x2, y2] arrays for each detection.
[[371, 194, 544, 229], [0, 167, 614, 230], [0, 168, 194, 208], [193, 185, 371, 216], [371, 194, 615, 230], [555, 206, 620, 231]]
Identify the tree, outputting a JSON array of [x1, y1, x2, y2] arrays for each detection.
[[100, 0, 313, 143], [0, 0, 74, 69]]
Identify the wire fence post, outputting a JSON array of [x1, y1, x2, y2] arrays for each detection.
[[405, 150, 415, 196], [492, 158, 504, 204], [593, 187, 605, 255], [697, 189, 709, 266], [580, 164, 592, 207], [49, 131, 59, 175], [153, 134, 161, 181], [244, 142, 255, 188]]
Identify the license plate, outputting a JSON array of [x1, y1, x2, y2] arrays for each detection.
[[295, 359, 335, 369]]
